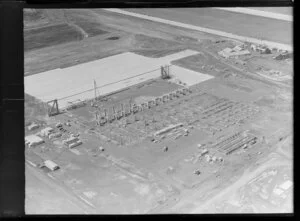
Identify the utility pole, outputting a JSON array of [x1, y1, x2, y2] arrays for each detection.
[[94, 79, 97, 101]]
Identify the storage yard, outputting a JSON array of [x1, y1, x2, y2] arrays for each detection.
[[25, 8, 293, 214]]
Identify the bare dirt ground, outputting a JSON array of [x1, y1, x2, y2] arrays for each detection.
[[24, 8, 293, 214]]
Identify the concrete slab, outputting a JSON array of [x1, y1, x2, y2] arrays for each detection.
[[169, 65, 214, 86], [25, 50, 213, 108]]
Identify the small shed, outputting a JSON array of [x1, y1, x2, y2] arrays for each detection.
[[41, 127, 54, 137], [28, 123, 39, 131], [44, 160, 60, 171], [200, 149, 209, 156], [25, 135, 44, 147]]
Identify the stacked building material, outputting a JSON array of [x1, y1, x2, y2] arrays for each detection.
[[154, 123, 183, 137], [49, 132, 62, 139], [218, 47, 251, 58], [68, 140, 82, 149], [62, 135, 82, 148]]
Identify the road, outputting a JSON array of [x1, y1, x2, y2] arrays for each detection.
[[105, 8, 292, 50], [215, 7, 292, 21], [249, 7, 292, 15]]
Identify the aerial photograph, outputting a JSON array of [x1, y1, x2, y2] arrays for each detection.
[[24, 7, 293, 214]]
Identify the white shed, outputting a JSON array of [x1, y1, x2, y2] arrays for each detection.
[[44, 160, 60, 171], [41, 127, 54, 137], [25, 135, 44, 147]]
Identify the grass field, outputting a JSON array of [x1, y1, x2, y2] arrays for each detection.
[[73, 21, 108, 37], [24, 23, 84, 52], [125, 8, 292, 45], [64, 10, 110, 37]]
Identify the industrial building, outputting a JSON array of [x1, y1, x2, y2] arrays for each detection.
[[25, 135, 45, 148]]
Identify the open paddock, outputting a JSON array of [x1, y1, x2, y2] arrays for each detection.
[[24, 23, 84, 52]]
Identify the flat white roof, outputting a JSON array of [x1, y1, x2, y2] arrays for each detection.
[[25, 50, 214, 108], [25, 134, 44, 143]]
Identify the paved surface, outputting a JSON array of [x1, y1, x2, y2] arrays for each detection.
[[249, 7, 292, 15], [25, 50, 214, 108], [215, 7, 292, 21], [106, 8, 292, 49]]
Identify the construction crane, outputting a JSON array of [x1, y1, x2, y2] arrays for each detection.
[[47, 99, 59, 117], [94, 79, 98, 101], [91, 80, 99, 107]]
